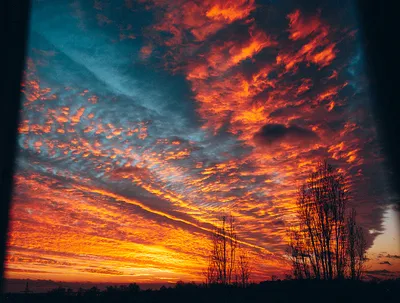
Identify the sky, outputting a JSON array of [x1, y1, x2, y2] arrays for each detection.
[[5, 0, 400, 284]]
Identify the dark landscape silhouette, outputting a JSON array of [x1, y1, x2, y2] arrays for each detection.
[[4, 161, 400, 302], [3, 279, 400, 303]]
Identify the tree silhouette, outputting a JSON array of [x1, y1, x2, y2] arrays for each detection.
[[205, 215, 237, 285], [237, 246, 251, 287], [347, 208, 367, 280], [288, 160, 367, 280], [205, 215, 251, 286]]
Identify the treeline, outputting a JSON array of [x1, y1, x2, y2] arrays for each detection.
[[3, 279, 400, 303], [205, 160, 369, 284], [204, 215, 251, 287], [287, 160, 367, 280], [3, 160, 391, 303]]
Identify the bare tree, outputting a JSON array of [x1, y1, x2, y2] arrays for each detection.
[[205, 215, 254, 286], [287, 224, 312, 279], [287, 160, 367, 280], [204, 255, 218, 285], [205, 215, 238, 285], [236, 245, 251, 287], [347, 208, 367, 280], [227, 215, 238, 284]]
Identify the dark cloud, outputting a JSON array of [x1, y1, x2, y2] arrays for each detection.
[[379, 261, 392, 266], [272, 219, 285, 226], [365, 269, 396, 277], [268, 105, 300, 119], [386, 254, 400, 259], [110, 166, 152, 180], [253, 123, 319, 147]]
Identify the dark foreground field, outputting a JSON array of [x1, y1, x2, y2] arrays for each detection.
[[3, 279, 399, 303]]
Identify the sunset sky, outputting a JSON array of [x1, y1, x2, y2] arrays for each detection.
[[5, 0, 400, 284]]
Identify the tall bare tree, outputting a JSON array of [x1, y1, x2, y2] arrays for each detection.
[[347, 208, 367, 280], [205, 215, 237, 285], [287, 224, 312, 279], [205, 215, 251, 286], [204, 255, 218, 285], [236, 245, 251, 287], [287, 160, 367, 280]]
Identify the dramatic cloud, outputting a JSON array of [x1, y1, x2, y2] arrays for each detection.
[[253, 123, 319, 147], [5, 0, 399, 283]]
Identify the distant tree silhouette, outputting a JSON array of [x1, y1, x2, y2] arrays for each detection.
[[48, 286, 67, 297], [129, 283, 141, 293], [175, 280, 186, 289], [205, 215, 237, 285], [205, 215, 251, 286], [236, 246, 251, 287], [22, 282, 32, 294], [284, 274, 293, 280], [288, 160, 367, 280], [4, 279, 400, 303], [105, 285, 117, 294], [347, 208, 367, 280]]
